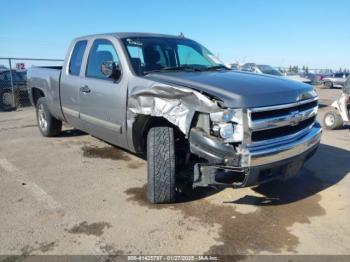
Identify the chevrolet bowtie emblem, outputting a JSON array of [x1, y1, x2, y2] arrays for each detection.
[[290, 110, 302, 126]]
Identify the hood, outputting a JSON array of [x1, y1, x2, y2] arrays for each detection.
[[145, 71, 317, 108]]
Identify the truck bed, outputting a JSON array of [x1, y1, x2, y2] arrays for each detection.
[[27, 66, 63, 120]]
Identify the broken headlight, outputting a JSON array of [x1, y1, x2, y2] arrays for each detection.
[[210, 109, 243, 143]]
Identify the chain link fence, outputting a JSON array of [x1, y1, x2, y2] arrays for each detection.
[[0, 58, 63, 111]]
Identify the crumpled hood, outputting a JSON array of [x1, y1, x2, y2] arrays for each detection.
[[145, 71, 317, 108]]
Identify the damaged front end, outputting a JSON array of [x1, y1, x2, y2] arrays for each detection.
[[127, 82, 248, 187], [127, 82, 322, 189]]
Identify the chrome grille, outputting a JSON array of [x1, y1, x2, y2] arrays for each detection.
[[247, 97, 318, 146]]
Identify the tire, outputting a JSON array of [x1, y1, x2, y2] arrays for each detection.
[[323, 111, 343, 130], [147, 126, 176, 204], [324, 81, 333, 89], [0, 89, 15, 111], [36, 97, 62, 137]]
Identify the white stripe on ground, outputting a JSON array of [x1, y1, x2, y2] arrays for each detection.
[[0, 158, 61, 210], [0, 157, 111, 256]]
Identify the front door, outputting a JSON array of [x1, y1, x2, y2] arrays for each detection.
[[79, 38, 128, 148]]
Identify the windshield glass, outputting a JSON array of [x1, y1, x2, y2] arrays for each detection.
[[122, 37, 225, 75], [257, 65, 283, 76]]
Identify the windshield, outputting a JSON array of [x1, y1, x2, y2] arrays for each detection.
[[122, 37, 225, 75], [257, 65, 283, 76]]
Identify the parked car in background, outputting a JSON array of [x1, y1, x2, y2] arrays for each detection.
[[27, 32, 321, 204], [321, 72, 349, 89], [323, 76, 350, 129], [0, 69, 27, 110], [228, 63, 240, 70], [284, 72, 312, 84], [241, 63, 311, 84]]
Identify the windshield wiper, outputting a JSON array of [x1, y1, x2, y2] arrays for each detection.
[[144, 65, 203, 75]]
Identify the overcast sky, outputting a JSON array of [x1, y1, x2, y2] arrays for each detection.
[[0, 0, 349, 69]]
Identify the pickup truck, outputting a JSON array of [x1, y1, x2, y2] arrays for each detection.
[[27, 32, 322, 204]]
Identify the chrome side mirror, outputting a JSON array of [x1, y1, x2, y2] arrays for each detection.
[[101, 61, 121, 81]]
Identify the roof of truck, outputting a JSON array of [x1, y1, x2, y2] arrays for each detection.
[[77, 32, 187, 40]]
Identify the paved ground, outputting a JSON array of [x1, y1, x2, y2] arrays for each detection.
[[0, 87, 349, 257]]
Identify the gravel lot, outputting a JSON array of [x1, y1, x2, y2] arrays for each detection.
[[0, 87, 349, 257]]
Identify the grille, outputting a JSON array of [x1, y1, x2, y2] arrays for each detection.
[[247, 98, 318, 144]]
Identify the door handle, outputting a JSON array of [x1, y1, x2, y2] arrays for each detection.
[[80, 85, 91, 94]]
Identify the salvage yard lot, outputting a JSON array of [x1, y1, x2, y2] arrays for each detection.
[[0, 87, 350, 256]]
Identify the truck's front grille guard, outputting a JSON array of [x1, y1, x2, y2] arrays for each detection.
[[244, 97, 319, 148]]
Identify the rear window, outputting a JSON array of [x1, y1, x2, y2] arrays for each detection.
[[69, 40, 87, 76]]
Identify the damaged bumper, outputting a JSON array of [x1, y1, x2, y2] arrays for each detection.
[[189, 122, 322, 188]]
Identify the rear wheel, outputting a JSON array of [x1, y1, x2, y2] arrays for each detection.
[[323, 111, 343, 130], [36, 97, 62, 137], [147, 126, 176, 204]]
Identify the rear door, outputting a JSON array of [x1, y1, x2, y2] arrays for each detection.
[[60, 40, 88, 130], [79, 38, 128, 148]]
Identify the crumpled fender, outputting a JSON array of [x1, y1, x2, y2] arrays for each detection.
[[127, 83, 222, 134]]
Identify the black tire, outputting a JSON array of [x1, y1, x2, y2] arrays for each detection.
[[36, 97, 62, 137], [0, 89, 15, 111], [324, 81, 333, 89], [323, 111, 343, 130], [147, 126, 176, 204]]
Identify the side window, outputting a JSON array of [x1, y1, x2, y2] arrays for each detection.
[[69, 40, 87, 76], [86, 39, 120, 79], [334, 73, 343, 78], [177, 45, 211, 66]]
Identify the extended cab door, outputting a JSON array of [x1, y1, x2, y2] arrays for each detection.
[[60, 40, 88, 130], [79, 38, 128, 148]]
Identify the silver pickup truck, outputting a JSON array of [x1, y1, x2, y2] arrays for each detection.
[[27, 32, 322, 203]]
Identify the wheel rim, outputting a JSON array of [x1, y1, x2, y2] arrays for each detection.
[[325, 114, 335, 127], [38, 104, 48, 131], [2, 92, 13, 106], [325, 82, 332, 88]]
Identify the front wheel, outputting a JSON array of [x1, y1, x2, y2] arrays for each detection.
[[323, 111, 343, 130], [147, 126, 176, 204], [36, 97, 62, 137]]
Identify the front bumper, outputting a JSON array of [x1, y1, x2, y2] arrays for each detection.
[[189, 122, 322, 188]]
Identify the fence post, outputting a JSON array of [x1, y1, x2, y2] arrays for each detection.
[[8, 58, 15, 108]]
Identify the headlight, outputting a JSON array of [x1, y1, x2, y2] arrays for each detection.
[[210, 108, 242, 123], [210, 109, 243, 143]]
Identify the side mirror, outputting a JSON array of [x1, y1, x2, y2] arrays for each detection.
[[101, 61, 121, 81]]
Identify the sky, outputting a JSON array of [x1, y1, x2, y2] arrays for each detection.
[[0, 0, 349, 70]]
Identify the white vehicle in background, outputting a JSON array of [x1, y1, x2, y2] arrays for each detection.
[[241, 63, 311, 84], [321, 72, 349, 89], [323, 76, 350, 130]]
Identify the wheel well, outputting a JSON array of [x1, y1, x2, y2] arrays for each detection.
[[32, 88, 45, 106], [132, 115, 185, 153]]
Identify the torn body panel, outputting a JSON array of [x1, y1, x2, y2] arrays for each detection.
[[127, 82, 223, 136]]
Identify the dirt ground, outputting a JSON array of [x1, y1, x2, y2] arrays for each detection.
[[0, 87, 349, 258]]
